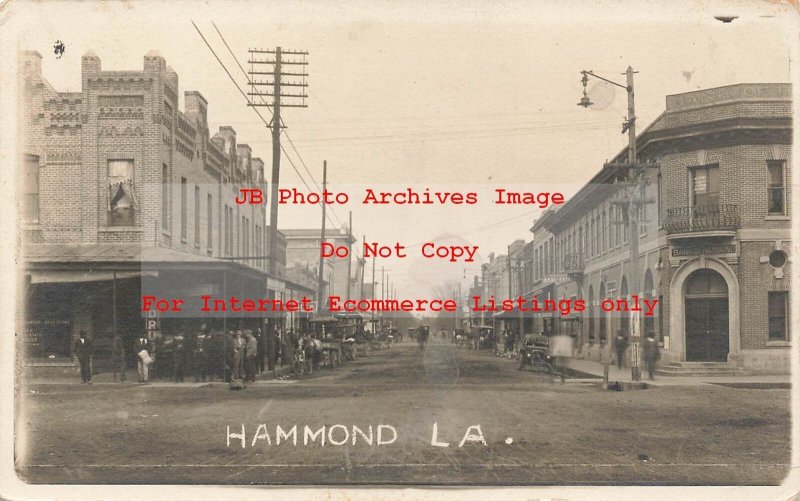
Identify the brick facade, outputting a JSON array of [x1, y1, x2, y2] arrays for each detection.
[[21, 49, 275, 272], [521, 83, 792, 374], [20, 50, 288, 361]]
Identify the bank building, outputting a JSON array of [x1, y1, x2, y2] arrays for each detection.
[[528, 83, 792, 375]]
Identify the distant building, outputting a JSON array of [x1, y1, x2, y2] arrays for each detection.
[[282, 226, 359, 306]]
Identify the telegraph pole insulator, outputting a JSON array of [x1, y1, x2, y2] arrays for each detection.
[[247, 46, 308, 279]]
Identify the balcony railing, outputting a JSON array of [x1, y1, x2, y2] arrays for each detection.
[[664, 204, 740, 235], [563, 253, 585, 276]]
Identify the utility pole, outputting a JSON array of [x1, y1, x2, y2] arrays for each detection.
[[579, 66, 659, 382], [371, 255, 376, 334], [381, 267, 385, 333], [316, 161, 328, 315], [507, 245, 513, 343], [346, 211, 353, 302], [360, 235, 366, 300], [247, 47, 308, 277]]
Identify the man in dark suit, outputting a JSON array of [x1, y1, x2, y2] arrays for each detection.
[[73, 330, 94, 384]]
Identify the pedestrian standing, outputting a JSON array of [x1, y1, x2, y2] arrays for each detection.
[[135, 333, 152, 383], [172, 335, 187, 383], [245, 330, 258, 383], [615, 331, 628, 370], [232, 330, 245, 381], [254, 328, 265, 373], [266, 327, 276, 371], [283, 330, 295, 367], [73, 330, 94, 384], [205, 330, 222, 381], [193, 330, 207, 383], [112, 336, 127, 382], [643, 333, 660, 380]]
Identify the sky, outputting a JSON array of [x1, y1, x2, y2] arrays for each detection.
[[4, 0, 797, 298]]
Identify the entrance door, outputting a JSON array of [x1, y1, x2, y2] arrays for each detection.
[[685, 298, 729, 361]]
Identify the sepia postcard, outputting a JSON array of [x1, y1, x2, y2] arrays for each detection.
[[1, 1, 798, 500]]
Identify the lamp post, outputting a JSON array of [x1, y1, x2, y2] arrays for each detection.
[[578, 67, 659, 382]]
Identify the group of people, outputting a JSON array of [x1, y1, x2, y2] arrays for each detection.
[[75, 326, 287, 385], [615, 331, 661, 380], [167, 328, 277, 384]]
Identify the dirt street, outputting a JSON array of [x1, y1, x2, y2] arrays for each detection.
[[16, 341, 790, 485]]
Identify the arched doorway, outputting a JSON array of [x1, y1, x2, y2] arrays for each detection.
[[684, 269, 729, 361]]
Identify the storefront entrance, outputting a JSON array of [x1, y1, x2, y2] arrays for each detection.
[[684, 269, 729, 362]]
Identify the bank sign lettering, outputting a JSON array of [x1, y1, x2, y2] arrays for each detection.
[[671, 244, 736, 258]]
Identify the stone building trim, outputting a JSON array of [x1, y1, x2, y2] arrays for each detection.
[[668, 257, 741, 364]]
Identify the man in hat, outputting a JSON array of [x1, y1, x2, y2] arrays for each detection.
[[73, 330, 94, 384], [643, 332, 661, 380], [232, 330, 246, 381], [244, 330, 258, 383]]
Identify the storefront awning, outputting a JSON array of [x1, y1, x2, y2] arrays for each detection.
[[28, 270, 158, 284]]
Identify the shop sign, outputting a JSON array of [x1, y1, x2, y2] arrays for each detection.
[[671, 244, 736, 258]]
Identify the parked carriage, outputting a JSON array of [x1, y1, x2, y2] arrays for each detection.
[[469, 325, 495, 350]]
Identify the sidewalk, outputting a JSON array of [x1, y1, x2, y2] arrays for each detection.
[[23, 364, 294, 386], [563, 357, 790, 387]]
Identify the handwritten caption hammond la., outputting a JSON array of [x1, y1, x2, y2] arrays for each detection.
[[226, 422, 495, 449], [234, 186, 567, 263]]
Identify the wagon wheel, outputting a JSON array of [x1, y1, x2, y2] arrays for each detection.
[[292, 360, 304, 377]]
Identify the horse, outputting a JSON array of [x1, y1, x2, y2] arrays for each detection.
[[300, 336, 323, 374]]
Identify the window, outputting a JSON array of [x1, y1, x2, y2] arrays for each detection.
[[768, 292, 789, 341], [769, 250, 787, 269], [223, 204, 230, 256], [207, 194, 213, 249], [23, 155, 40, 223], [657, 172, 662, 225], [691, 164, 720, 209], [194, 185, 200, 246], [767, 160, 786, 215], [108, 160, 135, 226], [161, 164, 169, 229], [180, 177, 187, 239], [601, 209, 607, 252]]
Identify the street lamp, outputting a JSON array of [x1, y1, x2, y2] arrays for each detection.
[[577, 66, 659, 382], [577, 71, 593, 108]]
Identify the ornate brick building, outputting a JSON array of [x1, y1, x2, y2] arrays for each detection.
[[19, 50, 288, 365], [528, 83, 792, 374]]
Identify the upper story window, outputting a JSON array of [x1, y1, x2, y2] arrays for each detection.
[[767, 160, 786, 215], [657, 172, 663, 226], [194, 185, 201, 246], [207, 193, 213, 250], [690, 164, 720, 209], [23, 154, 40, 224], [161, 164, 169, 229], [108, 160, 135, 226], [180, 177, 187, 239]]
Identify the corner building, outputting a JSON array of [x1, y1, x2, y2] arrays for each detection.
[[20, 50, 286, 369], [530, 83, 791, 375]]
